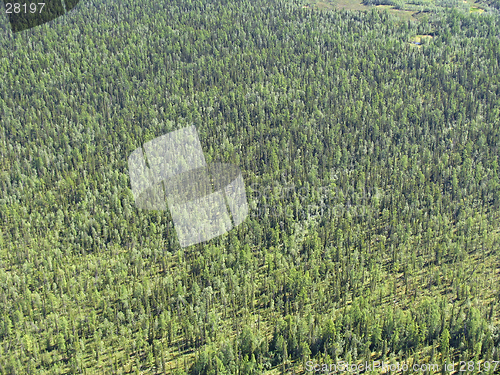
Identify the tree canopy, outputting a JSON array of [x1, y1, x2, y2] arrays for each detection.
[[0, 0, 500, 373]]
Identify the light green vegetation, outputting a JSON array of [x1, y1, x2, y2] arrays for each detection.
[[409, 34, 434, 46], [305, 0, 336, 9], [1, 0, 500, 374], [305, 0, 491, 20], [334, 0, 375, 10], [377, 4, 418, 19], [307, 0, 419, 18]]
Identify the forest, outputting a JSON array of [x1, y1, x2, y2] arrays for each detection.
[[1, 0, 500, 373]]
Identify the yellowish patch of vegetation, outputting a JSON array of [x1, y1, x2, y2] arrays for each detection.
[[408, 34, 433, 48], [412, 34, 433, 43], [316, 1, 335, 9], [386, 7, 416, 20], [334, 0, 372, 11], [304, 0, 336, 10], [301, 0, 416, 20], [470, 6, 485, 12]]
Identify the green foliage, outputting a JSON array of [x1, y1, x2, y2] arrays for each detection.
[[0, 0, 500, 373]]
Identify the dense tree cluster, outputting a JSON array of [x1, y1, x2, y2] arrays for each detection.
[[1, 0, 500, 373]]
